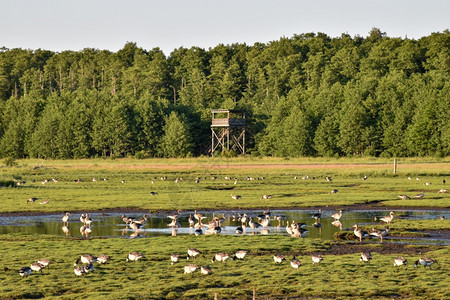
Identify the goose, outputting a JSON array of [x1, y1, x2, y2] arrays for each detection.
[[261, 194, 272, 200], [80, 214, 86, 224], [150, 191, 157, 196], [188, 215, 195, 227], [130, 221, 143, 231], [274, 254, 286, 264], [19, 266, 32, 277], [234, 250, 248, 260], [97, 255, 110, 264], [62, 212, 70, 226], [325, 176, 332, 182], [84, 214, 93, 227], [126, 252, 144, 262], [416, 177, 421, 181], [212, 253, 230, 263], [133, 215, 147, 225], [291, 223, 308, 238], [312, 254, 323, 265], [187, 248, 202, 259], [40, 198, 50, 204], [353, 224, 369, 242], [274, 215, 286, 227], [231, 194, 242, 200], [248, 218, 262, 232], [201, 265, 212, 275], [414, 257, 438, 269], [170, 254, 181, 265], [363, 175, 368, 181], [360, 251, 372, 263], [312, 209, 322, 220], [168, 209, 182, 220], [92, 178, 97, 182], [74, 266, 85, 276], [290, 256, 302, 269], [370, 226, 389, 243], [438, 189, 447, 194], [394, 257, 407, 268], [380, 212, 395, 224], [75, 254, 97, 266], [84, 263, 94, 274], [239, 213, 248, 225], [193, 210, 206, 222], [425, 182, 432, 186], [258, 215, 270, 228], [235, 225, 244, 234], [37, 259, 52, 269], [121, 180, 125, 184], [285, 221, 294, 235], [414, 191, 425, 199], [398, 194, 410, 200], [328, 189, 338, 194], [30, 262, 44, 274], [167, 218, 180, 228], [331, 210, 343, 221], [27, 197, 38, 204], [184, 264, 198, 274], [194, 227, 203, 236], [121, 215, 133, 225]]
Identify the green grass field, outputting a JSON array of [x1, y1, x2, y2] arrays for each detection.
[[0, 234, 448, 299], [0, 157, 449, 299], [0, 157, 449, 213]]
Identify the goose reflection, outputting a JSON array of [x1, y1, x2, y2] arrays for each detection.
[[62, 225, 70, 236], [331, 220, 342, 230]]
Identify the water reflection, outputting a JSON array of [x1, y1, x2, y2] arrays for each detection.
[[0, 209, 448, 245]]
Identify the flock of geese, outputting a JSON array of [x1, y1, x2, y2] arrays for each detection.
[[18, 247, 439, 278]]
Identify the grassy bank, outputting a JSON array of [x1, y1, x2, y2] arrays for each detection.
[[0, 158, 448, 213]]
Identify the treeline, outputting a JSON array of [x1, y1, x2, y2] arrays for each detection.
[[0, 28, 449, 159]]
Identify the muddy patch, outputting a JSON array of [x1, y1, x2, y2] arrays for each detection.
[[319, 242, 437, 256]]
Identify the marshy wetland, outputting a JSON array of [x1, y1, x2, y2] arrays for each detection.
[[0, 158, 449, 299]]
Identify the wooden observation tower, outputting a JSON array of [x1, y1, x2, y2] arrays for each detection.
[[211, 109, 246, 156]]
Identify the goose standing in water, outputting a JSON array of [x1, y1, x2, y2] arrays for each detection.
[[312, 209, 322, 221], [62, 212, 70, 226], [331, 210, 343, 221], [370, 226, 389, 243], [380, 212, 395, 224]]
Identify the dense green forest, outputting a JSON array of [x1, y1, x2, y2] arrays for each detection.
[[0, 28, 449, 158]]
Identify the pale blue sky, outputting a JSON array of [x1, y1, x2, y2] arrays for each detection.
[[1, 0, 448, 55]]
